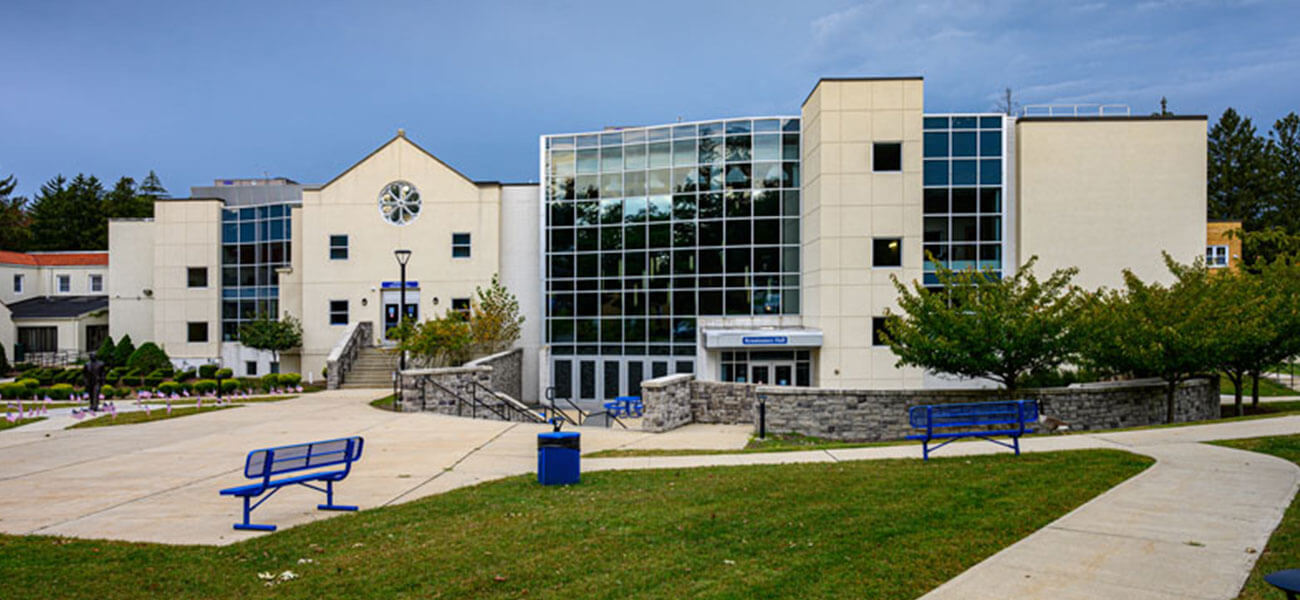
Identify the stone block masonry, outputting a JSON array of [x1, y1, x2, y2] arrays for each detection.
[[641, 375, 1220, 441], [466, 348, 524, 403]]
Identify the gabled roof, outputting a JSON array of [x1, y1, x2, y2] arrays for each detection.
[[8, 295, 109, 320], [306, 130, 479, 191], [0, 251, 109, 267]]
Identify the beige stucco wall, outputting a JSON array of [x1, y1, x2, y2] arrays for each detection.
[[108, 219, 156, 345], [801, 78, 927, 389], [499, 184, 542, 402], [1015, 117, 1207, 290], [287, 134, 503, 377], [149, 199, 222, 359]]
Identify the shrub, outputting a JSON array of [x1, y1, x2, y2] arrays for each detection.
[[14, 362, 34, 373], [193, 379, 217, 395], [114, 386, 131, 399], [158, 382, 179, 396], [125, 367, 143, 378], [0, 344, 9, 375], [47, 384, 75, 401], [199, 364, 217, 379], [126, 342, 171, 374], [58, 369, 81, 384], [107, 367, 126, 380], [260, 373, 281, 391], [17, 378, 40, 395], [96, 336, 116, 363], [112, 334, 135, 368], [100, 385, 116, 399], [0, 382, 25, 399], [174, 369, 196, 382], [280, 373, 302, 388], [215, 367, 233, 379], [149, 367, 174, 379], [33, 369, 55, 386], [221, 380, 240, 395], [143, 376, 164, 389], [179, 382, 193, 394]]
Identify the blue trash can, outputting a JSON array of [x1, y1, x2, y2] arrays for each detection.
[[538, 431, 580, 485]]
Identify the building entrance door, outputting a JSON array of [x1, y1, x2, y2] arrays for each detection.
[[381, 289, 420, 341], [750, 361, 795, 386]]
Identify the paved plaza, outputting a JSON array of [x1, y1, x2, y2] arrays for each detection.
[[2, 388, 1300, 599]]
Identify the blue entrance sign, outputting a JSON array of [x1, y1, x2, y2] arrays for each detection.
[[381, 281, 419, 289], [742, 336, 788, 345]]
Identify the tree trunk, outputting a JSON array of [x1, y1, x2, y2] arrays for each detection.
[[1251, 371, 1261, 408], [1230, 373, 1244, 417], [1165, 380, 1177, 424]]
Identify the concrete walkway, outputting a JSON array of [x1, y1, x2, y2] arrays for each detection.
[[3, 390, 1300, 599], [0, 388, 749, 545]]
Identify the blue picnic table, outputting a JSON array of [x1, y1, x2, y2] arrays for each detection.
[[603, 395, 643, 418]]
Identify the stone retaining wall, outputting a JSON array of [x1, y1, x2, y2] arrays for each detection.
[[399, 366, 493, 415], [642, 376, 1220, 440], [466, 348, 524, 403]]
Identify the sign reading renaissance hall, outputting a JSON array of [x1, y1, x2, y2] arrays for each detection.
[[703, 329, 823, 349]]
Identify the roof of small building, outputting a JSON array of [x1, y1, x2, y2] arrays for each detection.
[[0, 251, 109, 267], [7, 295, 109, 320]]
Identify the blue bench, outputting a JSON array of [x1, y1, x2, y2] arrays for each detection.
[[603, 395, 643, 418], [906, 400, 1037, 460], [219, 436, 364, 531]]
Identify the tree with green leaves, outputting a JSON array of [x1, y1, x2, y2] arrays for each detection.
[[238, 314, 303, 366], [470, 274, 524, 355], [126, 342, 172, 373], [1208, 108, 1275, 231], [1269, 112, 1300, 232], [883, 256, 1086, 391], [27, 174, 108, 250], [1079, 254, 1219, 423], [0, 170, 31, 251], [1204, 264, 1290, 415], [102, 177, 155, 220], [396, 310, 474, 368]]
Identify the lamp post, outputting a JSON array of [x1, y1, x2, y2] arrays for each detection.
[[394, 249, 412, 371]]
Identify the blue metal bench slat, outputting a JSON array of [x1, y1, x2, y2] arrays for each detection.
[[220, 436, 364, 531], [907, 400, 1038, 460]]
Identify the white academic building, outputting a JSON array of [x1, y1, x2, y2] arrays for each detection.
[[2, 77, 1209, 403]]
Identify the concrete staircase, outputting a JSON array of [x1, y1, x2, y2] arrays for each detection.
[[340, 346, 397, 389]]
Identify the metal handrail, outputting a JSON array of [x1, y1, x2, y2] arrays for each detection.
[[470, 381, 547, 424], [425, 377, 510, 422], [542, 387, 627, 429]]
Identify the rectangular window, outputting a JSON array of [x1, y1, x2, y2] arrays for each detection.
[[873, 142, 902, 172], [873, 238, 902, 267], [1207, 245, 1229, 268], [872, 317, 889, 347], [187, 322, 209, 343], [452, 232, 471, 258], [329, 235, 348, 260], [329, 300, 349, 325], [57, 274, 71, 293], [89, 274, 103, 292], [187, 267, 207, 288], [17, 326, 57, 353], [14, 274, 23, 294], [451, 297, 471, 318], [246, 361, 258, 376]]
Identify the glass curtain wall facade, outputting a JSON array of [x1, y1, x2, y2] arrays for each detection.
[[543, 117, 801, 401], [221, 204, 292, 340], [922, 115, 1006, 289]]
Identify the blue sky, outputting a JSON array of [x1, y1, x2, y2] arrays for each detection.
[[2, 0, 1297, 197]]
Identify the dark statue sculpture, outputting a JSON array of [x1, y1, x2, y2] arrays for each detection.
[[83, 356, 107, 412]]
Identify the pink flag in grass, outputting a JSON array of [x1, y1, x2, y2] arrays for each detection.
[[99, 393, 105, 400], [70, 408, 85, 421], [43, 395, 51, 403], [196, 398, 203, 410], [170, 393, 179, 400], [17, 401, 24, 417], [5, 411, 15, 423], [182, 389, 190, 397], [166, 400, 172, 416], [108, 403, 117, 419]]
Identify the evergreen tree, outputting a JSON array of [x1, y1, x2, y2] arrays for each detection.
[[96, 336, 116, 363], [1269, 113, 1300, 233], [27, 174, 108, 250], [139, 170, 167, 199], [102, 177, 152, 220], [0, 170, 31, 251], [1208, 108, 1275, 231], [113, 334, 135, 369]]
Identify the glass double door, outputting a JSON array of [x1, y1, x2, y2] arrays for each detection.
[[749, 361, 795, 386]]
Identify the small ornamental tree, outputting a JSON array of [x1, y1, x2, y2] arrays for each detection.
[[1207, 261, 1300, 415], [471, 274, 525, 355], [126, 342, 171, 373], [1079, 254, 1219, 423], [397, 311, 474, 367], [238, 314, 303, 366], [884, 256, 1085, 391], [112, 334, 135, 368], [96, 336, 115, 363]]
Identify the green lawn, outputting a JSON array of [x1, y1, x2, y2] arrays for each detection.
[[587, 433, 911, 458], [1212, 435, 1300, 600], [0, 417, 45, 431], [1221, 376, 1300, 398], [67, 405, 238, 429], [368, 393, 399, 411], [0, 449, 1149, 599]]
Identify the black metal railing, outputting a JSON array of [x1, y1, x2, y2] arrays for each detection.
[[540, 387, 627, 429], [411, 375, 547, 424]]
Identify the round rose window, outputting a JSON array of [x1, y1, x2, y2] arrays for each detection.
[[378, 181, 421, 225]]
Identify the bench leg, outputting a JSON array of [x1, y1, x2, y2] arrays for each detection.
[[922, 439, 930, 461], [317, 480, 357, 512], [233, 495, 276, 532], [1013, 435, 1021, 456]]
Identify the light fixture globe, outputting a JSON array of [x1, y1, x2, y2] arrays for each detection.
[[378, 181, 421, 225]]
